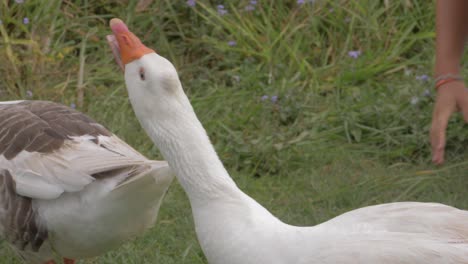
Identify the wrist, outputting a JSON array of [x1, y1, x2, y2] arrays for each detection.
[[434, 73, 464, 89], [435, 79, 465, 90], [434, 64, 460, 78]]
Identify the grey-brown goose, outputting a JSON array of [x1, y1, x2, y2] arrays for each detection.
[[0, 100, 174, 264]]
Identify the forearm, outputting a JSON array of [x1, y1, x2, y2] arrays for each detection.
[[435, 0, 468, 77]]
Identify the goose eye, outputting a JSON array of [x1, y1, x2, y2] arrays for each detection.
[[139, 68, 145, 81]]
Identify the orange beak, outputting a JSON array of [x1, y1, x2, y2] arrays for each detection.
[[109, 18, 155, 68]]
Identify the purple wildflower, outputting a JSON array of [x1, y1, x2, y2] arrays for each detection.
[[416, 74, 429, 82], [217, 5, 228, 15], [348, 50, 361, 59], [298, 0, 314, 5], [26, 90, 33, 98], [245, 5, 255, 11], [410, 96, 419, 105], [228, 40, 237, 46], [250, 0, 257, 5], [23, 17, 29, 24], [261, 95, 269, 101], [271, 95, 278, 103], [15, 0, 24, 3], [187, 0, 196, 7], [422, 89, 431, 97], [70, 103, 76, 109]]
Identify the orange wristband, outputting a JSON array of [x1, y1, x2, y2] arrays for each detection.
[[435, 78, 463, 89]]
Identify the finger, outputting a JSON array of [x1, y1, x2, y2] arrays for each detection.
[[456, 88, 468, 122], [430, 96, 455, 164], [432, 147, 445, 165], [430, 118, 447, 165]]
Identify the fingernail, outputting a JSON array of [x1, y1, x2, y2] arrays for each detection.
[[432, 157, 444, 165]]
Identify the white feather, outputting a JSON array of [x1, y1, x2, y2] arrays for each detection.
[[0, 100, 24, 105], [14, 169, 64, 199]]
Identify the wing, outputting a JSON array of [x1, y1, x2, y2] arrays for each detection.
[[307, 232, 468, 264], [0, 100, 110, 160], [0, 101, 152, 200], [0, 169, 48, 252], [316, 202, 468, 240]]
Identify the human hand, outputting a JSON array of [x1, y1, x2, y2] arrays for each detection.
[[430, 81, 468, 164]]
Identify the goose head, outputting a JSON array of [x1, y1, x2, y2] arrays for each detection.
[[107, 18, 240, 203], [107, 18, 196, 140]]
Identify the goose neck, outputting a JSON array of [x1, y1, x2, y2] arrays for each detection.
[[142, 112, 240, 203]]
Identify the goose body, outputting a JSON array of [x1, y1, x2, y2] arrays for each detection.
[[108, 19, 468, 263], [0, 100, 174, 264]]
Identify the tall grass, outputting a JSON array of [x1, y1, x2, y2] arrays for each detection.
[[1, 0, 468, 263]]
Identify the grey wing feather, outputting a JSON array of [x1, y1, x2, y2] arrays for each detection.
[[0, 169, 47, 252]]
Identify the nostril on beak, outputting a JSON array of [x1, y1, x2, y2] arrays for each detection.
[[122, 35, 130, 46]]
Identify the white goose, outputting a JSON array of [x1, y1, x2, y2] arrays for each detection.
[[0, 100, 174, 264], [108, 18, 468, 263]]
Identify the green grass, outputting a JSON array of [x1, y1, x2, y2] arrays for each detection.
[[1, 0, 468, 263]]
